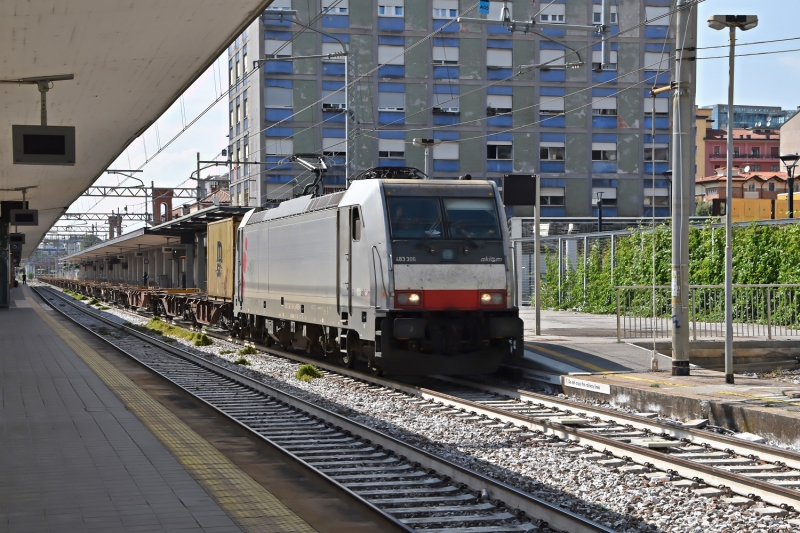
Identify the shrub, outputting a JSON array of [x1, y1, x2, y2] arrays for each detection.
[[295, 364, 323, 382], [193, 333, 213, 346], [219, 349, 234, 355], [144, 317, 196, 341], [233, 357, 251, 366], [238, 345, 258, 355]]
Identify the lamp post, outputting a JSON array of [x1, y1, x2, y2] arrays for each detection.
[[412, 138, 441, 177], [595, 191, 604, 232], [662, 170, 672, 217], [780, 154, 799, 218], [708, 14, 759, 386]]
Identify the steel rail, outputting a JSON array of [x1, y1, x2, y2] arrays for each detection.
[[41, 280, 800, 511], [36, 285, 613, 533], [200, 329, 800, 511]]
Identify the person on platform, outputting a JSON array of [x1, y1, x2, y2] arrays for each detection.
[[21, 272, 26, 285], [142, 271, 148, 287]]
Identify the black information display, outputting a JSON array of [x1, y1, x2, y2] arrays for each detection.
[[502, 174, 537, 206], [23, 133, 67, 155]]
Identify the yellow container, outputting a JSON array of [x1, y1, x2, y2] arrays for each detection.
[[206, 217, 240, 299]]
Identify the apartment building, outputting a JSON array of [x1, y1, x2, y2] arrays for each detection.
[[227, 0, 676, 217]]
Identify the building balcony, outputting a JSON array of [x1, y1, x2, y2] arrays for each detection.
[[708, 153, 780, 160]]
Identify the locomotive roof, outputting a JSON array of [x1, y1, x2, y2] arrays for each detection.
[[246, 178, 495, 226]]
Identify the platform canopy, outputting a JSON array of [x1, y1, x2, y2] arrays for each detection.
[[59, 205, 252, 263], [0, 0, 273, 259], [60, 228, 173, 264]]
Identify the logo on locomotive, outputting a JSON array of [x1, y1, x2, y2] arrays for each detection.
[[481, 256, 503, 263]]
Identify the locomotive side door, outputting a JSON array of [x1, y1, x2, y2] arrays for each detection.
[[337, 207, 352, 319]]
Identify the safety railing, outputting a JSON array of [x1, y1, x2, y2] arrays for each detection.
[[616, 284, 800, 341]]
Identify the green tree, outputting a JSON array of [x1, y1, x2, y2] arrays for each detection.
[[81, 234, 102, 250], [695, 198, 712, 216]]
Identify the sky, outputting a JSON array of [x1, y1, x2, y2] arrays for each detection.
[[696, 0, 800, 109], [62, 0, 800, 233]]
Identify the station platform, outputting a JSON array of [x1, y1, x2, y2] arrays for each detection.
[[517, 308, 800, 447], [0, 285, 343, 533], [519, 308, 672, 374]]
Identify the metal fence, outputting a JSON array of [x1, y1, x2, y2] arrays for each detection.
[[511, 217, 796, 308], [616, 284, 800, 341]]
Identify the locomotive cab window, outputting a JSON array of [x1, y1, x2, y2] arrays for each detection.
[[387, 197, 443, 239], [352, 207, 362, 241], [443, 198, 500, 239], [387, 196, 500, 240]]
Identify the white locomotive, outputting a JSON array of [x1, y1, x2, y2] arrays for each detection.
[[233, 172, 523, 375]]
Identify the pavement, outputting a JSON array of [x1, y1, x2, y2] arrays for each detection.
[[514, 307, 800, 446], [519, 308, 673, 375]]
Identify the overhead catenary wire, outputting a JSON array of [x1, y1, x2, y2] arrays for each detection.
[[696, 35, 800, 50], [649, 5, 674, 371], [697, 47, 800, 60]]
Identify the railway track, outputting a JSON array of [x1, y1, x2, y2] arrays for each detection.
[[196, 317, 800, 514], [36, 285, 613, 533], [179, 313, 800, 514]]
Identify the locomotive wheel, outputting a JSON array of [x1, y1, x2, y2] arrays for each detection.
[[368, 356, 383, 376], [341, 349, 356, 369]]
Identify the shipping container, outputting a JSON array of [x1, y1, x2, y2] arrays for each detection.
[[206, 217, 239, 299]]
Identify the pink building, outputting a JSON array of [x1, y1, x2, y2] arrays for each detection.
[[703, 127, 781, 178]]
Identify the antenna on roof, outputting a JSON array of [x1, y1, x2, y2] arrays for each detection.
[[744, 165, 750, 174]]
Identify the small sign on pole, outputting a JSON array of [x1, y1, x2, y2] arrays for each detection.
[[479, 0, 490, 15]]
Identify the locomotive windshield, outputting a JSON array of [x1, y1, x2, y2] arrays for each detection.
[[387, 196, 500, 240]]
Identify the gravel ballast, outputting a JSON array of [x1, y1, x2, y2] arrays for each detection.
[[41, 285, 800, 533]]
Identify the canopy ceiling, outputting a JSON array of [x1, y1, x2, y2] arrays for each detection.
[[0, 0, 273, 258]]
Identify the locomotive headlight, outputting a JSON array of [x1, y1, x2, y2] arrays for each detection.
[[480, 292, 505, 306], [441, 248, 455, 261], [396, 291, 422, 306]]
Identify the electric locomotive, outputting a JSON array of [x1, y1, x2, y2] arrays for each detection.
[[232, 168, 523, 375]]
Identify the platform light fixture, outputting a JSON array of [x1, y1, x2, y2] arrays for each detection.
[[707, 13, 758, 386], [779, 154, 799, 219], [412, 139, 442, 178]]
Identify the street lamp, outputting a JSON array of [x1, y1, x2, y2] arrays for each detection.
[[708, 14, 758, 386], [662, 170, 672, 217], [412, 138, 441, 177], [595, 191, 604, 232], [779, 154, 799, 218]]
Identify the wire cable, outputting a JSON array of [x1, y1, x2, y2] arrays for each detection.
[[696, 35, 800, 50], [698, 47, 800, 60]]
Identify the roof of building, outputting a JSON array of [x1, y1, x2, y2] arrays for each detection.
[[697, 168, 789, 184], [200, 188, 231, 206], [704, 128, 781, 141], [59, 205, 252, 263]]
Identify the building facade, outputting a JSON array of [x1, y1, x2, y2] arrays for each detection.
[[694, 105, 712, 181], [779, 109, 800, 158], [703, 104, 796, 130], [702, 127, 781, 178], [228, 0, 676, 217]]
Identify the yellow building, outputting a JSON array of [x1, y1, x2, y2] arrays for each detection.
[[695, 107, 713, 182]]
